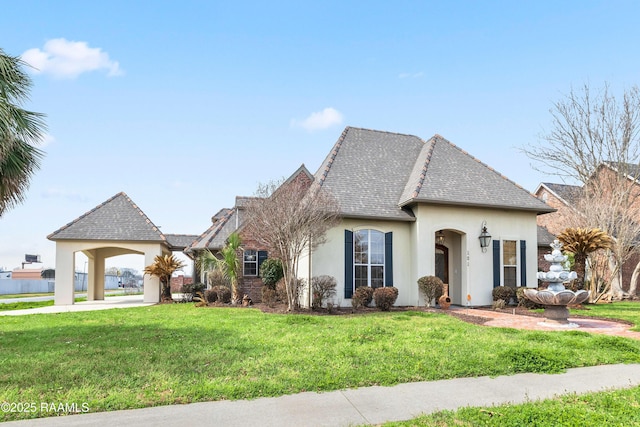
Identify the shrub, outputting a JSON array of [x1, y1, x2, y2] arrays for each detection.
[[492, 286, 516, 303], [352, 286, 374, 308], [208, 269, 231, 288], [417, 276, 444, 307], [261, 286, 277, 306], [205, 285, 232, 304], [275, 278, 288, 302], [273, 278, 306, 308], [311, 275, 337, 309], [374, 287, 399, 311], [260, 259, 283, 289], [212, 285, 232, 304], [493, 299, 506, 310], [516, 287, 544, 309], [180, 282, 206, 302], [204, 288, 218, 303]]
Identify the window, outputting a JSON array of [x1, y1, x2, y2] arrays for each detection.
[[503, 240, 517, 287], [354, 229, 385, 289], [243, 250, 258, 276]]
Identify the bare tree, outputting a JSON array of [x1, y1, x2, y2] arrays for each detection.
[[524, 83, 640, 299], [243, 177, 340, 311]]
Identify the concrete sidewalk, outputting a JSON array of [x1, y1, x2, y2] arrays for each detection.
[[4, 364, 640, 426], [0, 295, 153, 316]]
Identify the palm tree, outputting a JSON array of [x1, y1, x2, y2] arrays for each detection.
[[558, 227, 613, 290], [0, 48, 46, 216], [196, 232, 242, 304], [144, 254, 186, 302]]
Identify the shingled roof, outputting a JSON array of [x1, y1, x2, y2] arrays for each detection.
[[538, 182, 583, 206], [316, 127, 553, 220], [48, 192, 166, 242], [186, 207, 239, 252]]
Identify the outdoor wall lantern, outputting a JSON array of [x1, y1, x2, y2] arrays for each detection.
[[436, 230, 445, 245], [479, 221, 491, 253]]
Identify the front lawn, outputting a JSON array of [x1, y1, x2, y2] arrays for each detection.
[[0, 297, 86, 311], [572, 301, 640, 331], [1, 304, 640, 421], [385, 385, 640, 427]]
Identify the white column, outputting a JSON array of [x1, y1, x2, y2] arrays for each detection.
[[54, 244, 75, 305], [143, 248, 162, 303]]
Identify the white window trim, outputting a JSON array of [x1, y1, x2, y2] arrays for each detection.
[[353, 229, 385, 288], [501, 238, 520, 287], [243, 249, 258, 277]]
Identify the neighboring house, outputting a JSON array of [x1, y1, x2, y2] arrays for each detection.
[[191, 127, 554, 307], [534, 170, 640, 294]]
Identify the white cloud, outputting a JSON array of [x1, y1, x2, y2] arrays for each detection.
[[291, 107, 344, 131], [398, 72, 424, 79], [21, 38, 123, 79]]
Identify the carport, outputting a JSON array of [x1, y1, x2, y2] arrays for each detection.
[[48, 192, 196, 305]]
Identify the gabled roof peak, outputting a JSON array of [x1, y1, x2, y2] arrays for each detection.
[[48, 192, 166, 242]]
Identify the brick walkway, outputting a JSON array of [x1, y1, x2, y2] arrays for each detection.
[[452, 307, 640, 340]]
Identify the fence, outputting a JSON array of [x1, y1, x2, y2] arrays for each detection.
[[0, 273, 125, 295]]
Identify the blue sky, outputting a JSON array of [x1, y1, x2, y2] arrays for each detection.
[[1, 0, 639, 273]]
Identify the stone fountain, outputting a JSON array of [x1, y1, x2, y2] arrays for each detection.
[[524, 239, 589, 327]]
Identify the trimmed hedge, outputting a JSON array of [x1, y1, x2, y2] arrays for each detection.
[[352, 286, 374, 308], [374, 287, 399, 311], [492, 286, 516, 303], [417, 276, 444, 307]]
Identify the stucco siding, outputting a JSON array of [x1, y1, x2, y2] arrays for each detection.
[[310, 219, 413, 307], [310, 205, 540, 308]]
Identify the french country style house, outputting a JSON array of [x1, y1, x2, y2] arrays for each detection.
[[190, 127, 554, 307]]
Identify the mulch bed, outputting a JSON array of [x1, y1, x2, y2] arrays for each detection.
[[185, 299, 637, 327]]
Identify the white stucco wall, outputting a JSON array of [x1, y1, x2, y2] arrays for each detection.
[[309, 218, 414, 307], [53, 240, 165, 305], [309, 204, 540, 308], [412, 205, 539, 307]]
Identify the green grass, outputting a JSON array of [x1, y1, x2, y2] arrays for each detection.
[[385, 386, 640, 426], [0, 297, 87, 311], [572, 301, 640, 331], [0, 293, 53, 299], [1, 304, 640, 421]]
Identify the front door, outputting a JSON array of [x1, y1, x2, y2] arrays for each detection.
[[435, 244, 449, 284]]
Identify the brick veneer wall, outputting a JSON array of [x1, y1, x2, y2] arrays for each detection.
[[170, 275, 193, 292]]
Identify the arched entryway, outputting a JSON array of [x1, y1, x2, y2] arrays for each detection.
[[434, 229, 465, 306]]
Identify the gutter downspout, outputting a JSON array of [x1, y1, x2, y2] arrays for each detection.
[[308, 235, 312, 308]]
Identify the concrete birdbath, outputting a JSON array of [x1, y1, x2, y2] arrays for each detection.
[[524, 239, 589, 327]]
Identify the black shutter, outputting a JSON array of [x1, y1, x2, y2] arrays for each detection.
[[257, 251, 268, 275], [344, 230, 354, 298], [385, 232, 393, 287], [493, 240, 501, 288], [520, 240, 526, 287]]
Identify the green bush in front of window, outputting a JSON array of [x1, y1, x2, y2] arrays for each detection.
[[260, 258, 283, 289], [374, 286, 399, 311]]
